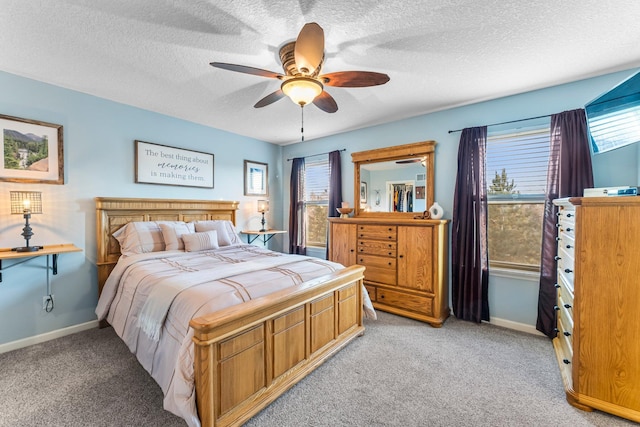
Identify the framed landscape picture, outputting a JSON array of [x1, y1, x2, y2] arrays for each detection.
[[244, 160, 268, 196], [1, 114, 64, 184]]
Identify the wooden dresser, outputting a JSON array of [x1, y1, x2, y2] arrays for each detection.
[[552, 197, 640, 422], [329, 217, 449, 327]]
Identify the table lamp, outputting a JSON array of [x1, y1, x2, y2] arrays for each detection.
[[257, 199, 269, 232], [10, 191, 43, 252]]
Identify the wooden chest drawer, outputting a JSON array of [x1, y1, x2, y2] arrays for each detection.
[[363, 266, 397, 285], [357, 239, 396, 257], [357, 254, 396, 269], [376, 288, 433, 316], [364, 285, 376, 302], [357, 224, 396, 241]]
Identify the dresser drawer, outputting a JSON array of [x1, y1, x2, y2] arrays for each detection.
[[357, 225, 397, 240], [557, 272, 574, 306], [363, 267, 397, 285], [358, 254, 396, 269], [376, 288, 433, 316], [556, 245, 574, 278], [357, 239, 396, 257], [364, 285, 376, 302], [558, 293, 574, 322], [557, 307, 573, 347]]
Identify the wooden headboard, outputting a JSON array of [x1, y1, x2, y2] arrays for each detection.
[[95, 197, 239, 294]]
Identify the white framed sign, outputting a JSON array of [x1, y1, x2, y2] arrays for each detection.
[[135, 140, 214, 188]]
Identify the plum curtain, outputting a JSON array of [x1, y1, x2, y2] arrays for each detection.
[[289, 157, 306, 255], [536, 109, 593, 337], [326, 150, 342, 258], [452, 126, 490, 323]]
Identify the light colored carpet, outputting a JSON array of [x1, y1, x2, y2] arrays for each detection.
[[0, 312, 635, 426]]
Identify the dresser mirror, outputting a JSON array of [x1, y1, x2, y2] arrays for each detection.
[[352, 140, 435, 217]]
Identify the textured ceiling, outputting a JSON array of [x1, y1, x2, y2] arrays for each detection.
[[2, 0, 640, 145]]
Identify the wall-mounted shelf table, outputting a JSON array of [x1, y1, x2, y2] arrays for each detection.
[[241, 230, 287, 245], [0, 243, 82, 283]]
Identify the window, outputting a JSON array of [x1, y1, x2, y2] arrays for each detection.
[[586, 70, 640, 154], [304, 157, 330, 248], [486, 126, 550, 271]]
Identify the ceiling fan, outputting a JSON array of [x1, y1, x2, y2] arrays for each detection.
[[210, 23, 390, 113]]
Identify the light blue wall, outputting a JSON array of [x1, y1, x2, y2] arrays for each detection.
[[283, 67, 640, 329], [2, 66, 638, 345], [0, 71, 282, 345]]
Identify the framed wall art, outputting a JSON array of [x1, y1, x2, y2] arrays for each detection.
[[1, 114, 64, 184], [244, 160, 268, 196], [360, 181, 368, 203], [135, 140, 214, 188]]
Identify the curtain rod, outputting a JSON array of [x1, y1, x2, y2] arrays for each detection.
[[447, 114, 552, 134], [286, 148, 346, 161]]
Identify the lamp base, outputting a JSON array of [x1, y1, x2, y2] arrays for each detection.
[[12, 245, 43, 253]]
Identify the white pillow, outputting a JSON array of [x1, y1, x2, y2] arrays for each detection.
[[182, 230, 219, 252], [112, 221, 165, 256], [193, 220, 234, 246], [159, 222, 195, 250]]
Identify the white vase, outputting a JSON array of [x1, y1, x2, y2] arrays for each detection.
[[428, 202, 444, 219]]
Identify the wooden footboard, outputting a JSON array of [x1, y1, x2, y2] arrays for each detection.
[[190, 264, 366, 427]]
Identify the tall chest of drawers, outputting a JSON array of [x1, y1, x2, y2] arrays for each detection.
[[552, 197, 640, 422], [328, 217, 449, 327]]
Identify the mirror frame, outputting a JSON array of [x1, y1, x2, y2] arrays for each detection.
[[352, 140, 436, 218]]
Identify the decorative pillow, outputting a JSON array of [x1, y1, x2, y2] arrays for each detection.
[[193, 220, 234, 246], [159, 222, 195, 250], [112, 221, 165, 256], [182, 230, 219, 252]]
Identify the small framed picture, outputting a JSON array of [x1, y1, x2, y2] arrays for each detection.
[[360, 181, 368, 203], [1, 114, 64, 184], [244, 160, 268, 196]]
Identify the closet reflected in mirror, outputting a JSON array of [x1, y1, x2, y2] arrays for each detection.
[[352, 141, 435, 218]]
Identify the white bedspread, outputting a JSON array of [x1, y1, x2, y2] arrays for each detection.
[[96, 244, 374, 426]]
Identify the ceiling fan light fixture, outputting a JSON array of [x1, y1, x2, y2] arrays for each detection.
[[281, 77, 323, 106]]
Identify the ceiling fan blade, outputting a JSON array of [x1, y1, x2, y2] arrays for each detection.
[[254, 89, 285, 108], [294, 23, 325, 75], [320, 71, 390, 87], [313, 91, 338, 113], [210, 62, 284, 79]]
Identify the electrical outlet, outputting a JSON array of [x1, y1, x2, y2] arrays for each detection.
[[42, 295, 54, 310]]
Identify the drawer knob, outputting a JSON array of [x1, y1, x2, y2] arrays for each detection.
[[562, 359, 571, 365], [556, 212, 562, 217], [563, 331, 571, 337], [380, 294, 385, 299], [566, 245, 572, 249], [566, 228, 573, 232], [388, 252, 392, 256], [554, 255, 561, 261], [553, 305, 560, 311], [553, 327, 559, 334], [555, 237, 561, 241], [555, 223, 561, 228], [399, 255, 404, 258], [566, 213, 573, 218], [564, 303, 572, 309], [554, 283, 560, 289], [350, 249, 354, 253], [564, 268, 572, 274]]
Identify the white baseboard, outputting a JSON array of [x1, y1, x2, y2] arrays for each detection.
[[0, 320, 100, 354], [487, 316, 546, 336]]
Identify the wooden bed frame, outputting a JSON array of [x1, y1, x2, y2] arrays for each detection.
[[95, 197, 366, 427]]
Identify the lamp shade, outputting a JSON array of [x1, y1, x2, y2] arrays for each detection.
[[257, 199, 269, 213], [10, 191, 42, 214], [281, 77, 323, 106]]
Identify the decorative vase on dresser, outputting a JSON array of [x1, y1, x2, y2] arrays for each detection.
[[552, 196, 640, 422], [329, 217, 449, 327]]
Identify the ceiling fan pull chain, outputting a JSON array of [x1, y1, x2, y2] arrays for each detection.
[[300, 105, 305, 142]]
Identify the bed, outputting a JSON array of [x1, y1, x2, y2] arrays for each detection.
[[94, 197, 368, 427]]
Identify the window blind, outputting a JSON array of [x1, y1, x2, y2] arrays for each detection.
[[304, 157, 329, 202], [486, 128, 550, 200]]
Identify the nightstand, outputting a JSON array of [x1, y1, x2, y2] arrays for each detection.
[[241, 230, 287, 245]]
